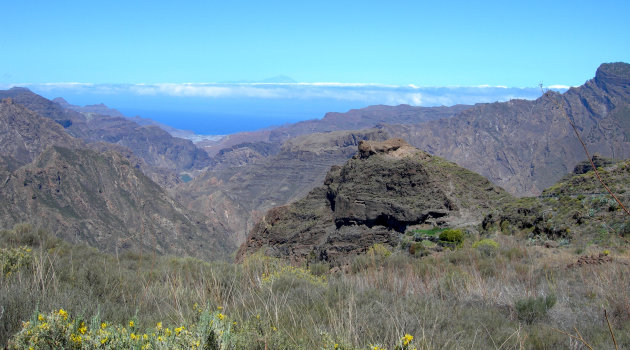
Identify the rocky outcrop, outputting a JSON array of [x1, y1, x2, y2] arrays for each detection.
[[236, 139, 511, 264]]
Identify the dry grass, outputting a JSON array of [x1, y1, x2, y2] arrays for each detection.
[[1, 224, 629, 349]]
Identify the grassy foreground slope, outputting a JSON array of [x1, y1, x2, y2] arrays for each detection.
[[2, 222, 629, 349]]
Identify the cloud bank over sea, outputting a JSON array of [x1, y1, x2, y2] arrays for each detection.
[[1, 82, 567, 134]]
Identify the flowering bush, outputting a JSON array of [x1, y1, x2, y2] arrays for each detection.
[[9, 307, 233, 349], [1, 246, 32, 278], [472, 238, 500, 256]]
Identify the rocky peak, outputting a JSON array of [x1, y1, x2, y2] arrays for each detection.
[[236, 140, 511, 264], [594, 62, 630, 88]]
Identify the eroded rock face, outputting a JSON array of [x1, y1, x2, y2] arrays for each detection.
[[357, 138, 409, 159], [236, 140, 511, 265]]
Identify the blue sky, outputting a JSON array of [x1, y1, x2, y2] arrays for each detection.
[[2, 0, 628, 87]]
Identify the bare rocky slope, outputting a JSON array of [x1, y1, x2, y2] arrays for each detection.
[[236, 139, 512, 264], [0, 98, 81, 169], [382, 62, 630, 196], [0, 145, 234, 260]]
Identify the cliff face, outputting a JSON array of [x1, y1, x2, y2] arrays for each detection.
[[383, 62, 630, 196], [236, 139, 511, 264], [173, 129, 390, 246], [0, 146, 234, 260]]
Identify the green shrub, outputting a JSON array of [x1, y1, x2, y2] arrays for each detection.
[[367, 243, 392, 258], [439, 229, 464, 245], [514, 294, 556, 324], [472, 239, 499, 256]]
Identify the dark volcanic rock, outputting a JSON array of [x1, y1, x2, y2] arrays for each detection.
[[236, 139, 511, 264], [174, 129, 390, 245]]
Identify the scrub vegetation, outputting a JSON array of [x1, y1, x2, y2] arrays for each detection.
[[2, 223, 629, 349]]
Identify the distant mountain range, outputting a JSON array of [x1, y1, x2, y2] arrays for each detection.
[[0, 62, 627, 260]]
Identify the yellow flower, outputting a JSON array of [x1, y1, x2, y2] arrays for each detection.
[[217, 306, 223, 310], [58, 309, 68, 320], [71, 334, 82, 344], [402, 334, 414, 346], [143, 334, 148, 340], [334, 344, 339, 349], [158, 336, 164, 341], [38, 314, 45, 322], [156, 322, 163, 330], [165, 328, 172, 336], [101, 322, 107, 329], [217, 313, 225, 320], [100, 337, 108, 344], [129, 320, 135, 328], [130, 333, 137, 340]]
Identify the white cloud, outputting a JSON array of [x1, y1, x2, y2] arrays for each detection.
[[546, 84, 572, 90], [9, 82, 548, 107]]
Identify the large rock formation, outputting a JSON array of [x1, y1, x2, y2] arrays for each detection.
[[173, 129, 390, 245], [236, 139, 511, 264]]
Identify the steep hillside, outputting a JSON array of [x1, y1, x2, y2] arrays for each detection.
[[482, 156, 630, 244], [383, 62, 630, 196], [236, 139, 511, 264], [174, 129, 389, 245], [0, 146, 234, 260]]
